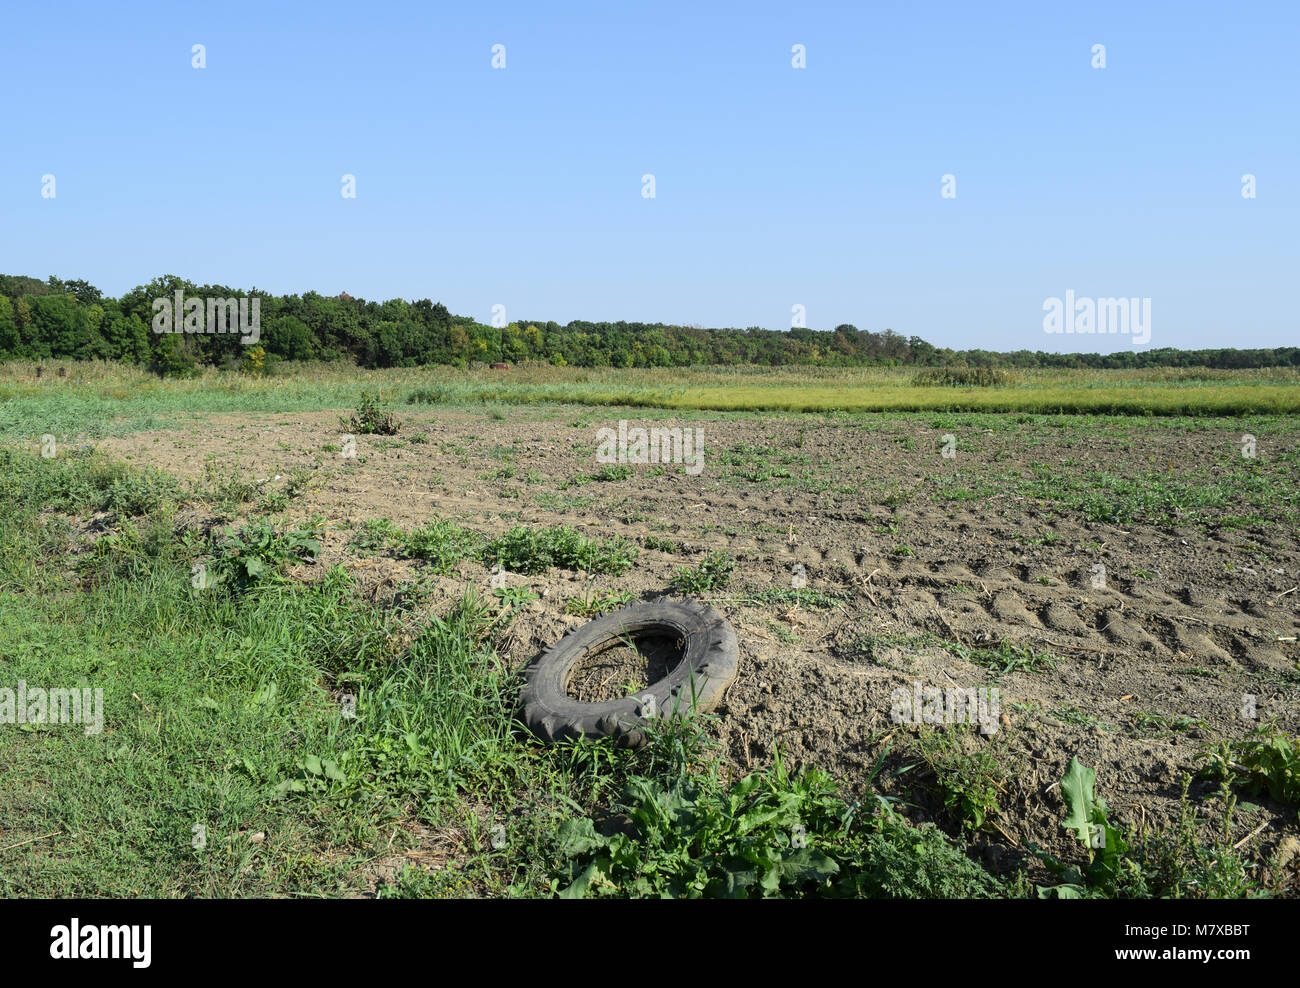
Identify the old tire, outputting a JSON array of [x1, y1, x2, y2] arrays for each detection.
[[520, 599, 738, 748]]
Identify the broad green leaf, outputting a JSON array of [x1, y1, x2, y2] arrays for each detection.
[[1060, 756, 1097, 843], [1038, 883, 1084, 899], [556, 818, 607, 859], [559, 860, 605, 899]]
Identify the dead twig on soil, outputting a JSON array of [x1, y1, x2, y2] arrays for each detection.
[[1233, 820, 1270, 851], [1030, 634, 1111, 655], [367, 576, 397, 603], [990, 821, 1020, 847], [856, 568, 881, 606], [745, 625, 781, 644]]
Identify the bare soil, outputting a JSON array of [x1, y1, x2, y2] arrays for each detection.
[[93, 406, 1300, 885]]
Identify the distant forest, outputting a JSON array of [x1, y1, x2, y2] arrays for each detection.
[[2, 273, 1296, 375]]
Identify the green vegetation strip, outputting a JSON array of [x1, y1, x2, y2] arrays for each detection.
[[0, 449, 1011, 897], [4, 365, 1300, 447], [1, 448, 1290, 898]]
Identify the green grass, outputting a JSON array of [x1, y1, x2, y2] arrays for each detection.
[[550, 726, 1007, 899], [728, 586, 844, 609], [642, 534, 684, 554], [481, 525, 639, 577], [403, 519, 483, 573], [343, 515, 639, 579], [0, 447, 1012, 897], [671, 551, 736, 594], [4, 363, 1300, 450], [847, 631, 1062, 677], [1, 413, 1289, 899], [341, 391, 402, 436], [909, 730, 1004, 832], [1199, 724, 1300, 807], [1035, 760, 1261, 899], [924, 451, 1300, 529], [564, 586, 638, 618]]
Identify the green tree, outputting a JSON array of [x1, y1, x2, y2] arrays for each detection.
[[31, 294, 95, 358], [150, 333, 201, 377], [103, 314, 151, 363], [0, 296, 18, 356], [263, 315, 318, 361]]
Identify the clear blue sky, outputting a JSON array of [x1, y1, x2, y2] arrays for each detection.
[[2, 1, 1296, 352]]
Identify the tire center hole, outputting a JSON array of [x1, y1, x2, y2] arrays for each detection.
[[566, 632, 682, 703]]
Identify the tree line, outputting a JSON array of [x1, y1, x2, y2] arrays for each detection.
[[1, 273, 1296, 374]]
